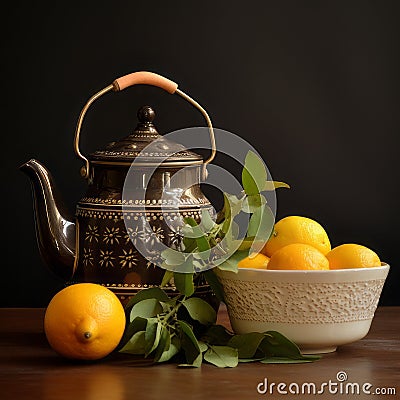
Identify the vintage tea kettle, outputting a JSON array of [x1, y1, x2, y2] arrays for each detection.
[[21, 71, 217, 304]]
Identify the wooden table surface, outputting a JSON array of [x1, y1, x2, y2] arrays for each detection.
[[1, 306, 399, 400]]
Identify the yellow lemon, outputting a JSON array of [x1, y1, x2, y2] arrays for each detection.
[[262, 215, 331, 256], [238, 253, 270, 269], [267, 243, 329, 270], [44, 283, 126, 360], [326, 244, 381, 269]]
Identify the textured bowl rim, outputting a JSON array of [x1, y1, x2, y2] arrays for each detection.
[[234, 262, 389, 274]]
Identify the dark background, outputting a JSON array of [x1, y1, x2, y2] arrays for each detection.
[[2, 1, 399, 306]]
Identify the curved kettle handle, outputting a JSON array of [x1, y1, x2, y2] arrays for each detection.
[[74, 71, 216, 180], [113, 71, 178, 93]]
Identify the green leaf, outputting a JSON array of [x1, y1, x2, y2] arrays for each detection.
[[161, 248, 186, 266], [260, 357, 317, 364], [194, 230, 211, 260], [144, 318, 162, 357], [182, 218, 211, 260], [201, 325, 233, 346], [174, 272, 195, 296], [178, 320, 201, 365], [218, 193, 234, 223], [182, 236, 197, 253], [181, 220, 212, 261], [247, 209, 261, 238], [119, 330, 146, 355], [216, 250, 249, 272], [160, 270, 174, 287], [178, 320, 200, 350], [183, 216, 198, 227], [198, 341, 209, 353], [226, 193, 243, 216], [167, 256, 195, 274], [204, 345, 238, 368], [196, 235, 211, 255], [153, 326, 170, 362], [204, 270, 225, 303], [130, 298, 163, 321], [182, 297, 217, 325], [236, 237, 254, 251], [260, 331, 312, 360], [158, 335, 180, 363], [242, 168, 259, 196], [216, 256, 239, 272], [242, 194, 267, 213], [118, 316, 148, 348], [263, 181, 290, 191], [178, 352, 202, 368], [220, 193, 243, 234], [200, 209, 216, 232], [182, 224, 195, 238], [300, 354, 321, 360], [260, 331, 301, 358], [228, 332, 266, 359], [192, 259, 205, 273], [242, 151, 267, 195], [216, 194, 229, 223], [247, 205, 274, 239], [223, 221, 240, 249], [249, 205, 275, 254], [182, 222, 203, 239], [160, 300, 174, 314], [238, 357, 266, 363], [125, 287, 170, 312]]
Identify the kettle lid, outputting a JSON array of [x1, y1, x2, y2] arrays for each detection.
[[89, 106, 203, 166]]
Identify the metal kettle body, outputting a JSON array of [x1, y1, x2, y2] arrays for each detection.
[[74, 157, 213, 301]]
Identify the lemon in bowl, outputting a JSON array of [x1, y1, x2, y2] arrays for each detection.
[[262, 215, 331, 257], [327, 243, 381, 269]]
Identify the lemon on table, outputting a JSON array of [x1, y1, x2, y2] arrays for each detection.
[[267, 243, 329, 270], [238, 253, 270, 269], [44, 283, 126, 360], [262, 215, 331, 257], [326, 244, 381, 269]]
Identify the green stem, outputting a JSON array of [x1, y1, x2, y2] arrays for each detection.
[[159, 296, 186, 325]]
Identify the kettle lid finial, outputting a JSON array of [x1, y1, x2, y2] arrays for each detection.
[[133, 105, 158, 137], [137, 105, 155, 123]]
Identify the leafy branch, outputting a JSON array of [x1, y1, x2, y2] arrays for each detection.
[[160, 151, 290, 284], [118, 151, 317, 367], [119, 287, 318, 367]]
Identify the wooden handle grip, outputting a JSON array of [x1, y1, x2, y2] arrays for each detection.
[[112, 71, 178, 94]]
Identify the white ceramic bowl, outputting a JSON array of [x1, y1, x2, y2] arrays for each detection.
[[216, 263, 390, 354]]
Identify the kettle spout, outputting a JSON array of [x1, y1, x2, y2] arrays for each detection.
[[20, 159, 76, 280]]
